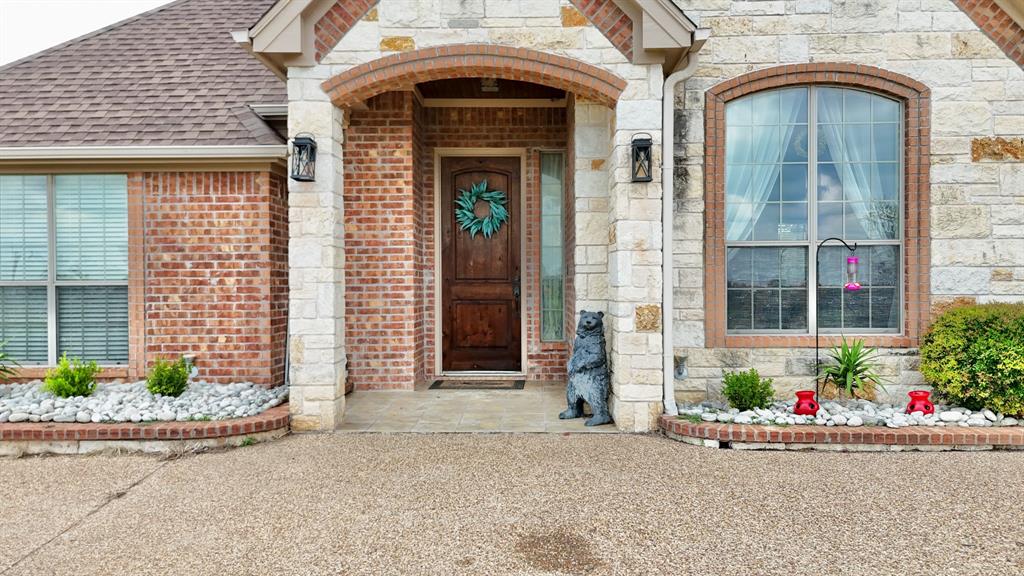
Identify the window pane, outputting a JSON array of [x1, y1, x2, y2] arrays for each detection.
[[727, 290, 752, 330], [870, 245, 899, 286], [0, 286, 48, 363], [57, 286, 128, 364], [817, 245, 900, 331], [752, 247, 780, 288], [780, 203, 807, 240], [781, 164, 808, 202], [783, 124, 809, 163], [727, 248, 752, 288], [55, 174, 128, 281], [727, 247, 808, 332], [0, 175, 48, 281], [816, 163, 843, 201], [817, 202, 844, 239], [875, 163, 899, 201], [873, 123, 898, 162], [871, 287, 900, 329], [780, 248, 807, 288], [781, 290, 808, 330], [752, 290, 780, 330], [751, 203, 781, 241], [845, 90, 872, 123], [539, 153, 564, 342]]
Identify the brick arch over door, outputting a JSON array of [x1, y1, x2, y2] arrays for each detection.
[[313, 0, 634, 62], [321, 44, 628, 108], [703, 63, 932, 349]]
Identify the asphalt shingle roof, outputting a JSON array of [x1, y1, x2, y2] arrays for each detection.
[[0, 0, 285, 148]]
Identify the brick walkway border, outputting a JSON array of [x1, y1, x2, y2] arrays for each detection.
[[660, 415, 1024, 451], [0, 404, 289, 442]]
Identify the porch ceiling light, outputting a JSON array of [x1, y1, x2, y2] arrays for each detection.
[[631, 133, 653, 183], [289, 134, 317, 182]]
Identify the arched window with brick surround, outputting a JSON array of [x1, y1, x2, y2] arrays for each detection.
[[704, 64, 931, 349]]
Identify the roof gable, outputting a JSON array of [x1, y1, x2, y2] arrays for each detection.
[[0, 0, 286, 148], [244, 0, 704, 73]]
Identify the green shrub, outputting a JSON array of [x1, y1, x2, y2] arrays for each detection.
[[146, 356, 191, 397], [920, 303, 1024, 416], [818, 337, 886, 399], [722, 368, 775, 411], [0, 340, 20, 382], [43, 354, 100, 398]]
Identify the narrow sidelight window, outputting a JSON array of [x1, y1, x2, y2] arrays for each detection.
[[0, 174, 129, 364], [539, 152, 565, 342], [725, 87, 902, 334]]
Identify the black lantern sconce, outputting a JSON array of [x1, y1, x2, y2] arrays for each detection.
[[630, 133, 653, 183], [290, 133, 317, 182]]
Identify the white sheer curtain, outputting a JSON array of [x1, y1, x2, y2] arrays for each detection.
[[726, 96, 806, 241], [816, 92, 886, 239]]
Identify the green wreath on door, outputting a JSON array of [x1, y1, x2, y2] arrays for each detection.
[[454, 179, 509, 238]]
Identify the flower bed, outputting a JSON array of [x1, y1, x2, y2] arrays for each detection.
[[678, 399, 1021, 429], [0, 381, 288, 424]]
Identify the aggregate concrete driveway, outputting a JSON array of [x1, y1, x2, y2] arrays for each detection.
[[2, 433, 1023, 576]]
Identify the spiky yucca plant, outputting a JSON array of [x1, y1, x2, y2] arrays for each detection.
[[818, 337, 886, 398]]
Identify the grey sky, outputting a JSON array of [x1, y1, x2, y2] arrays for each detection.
[[0, 0, 174, 66]]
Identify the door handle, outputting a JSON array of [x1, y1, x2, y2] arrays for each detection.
[[512, 275, 521, 311]]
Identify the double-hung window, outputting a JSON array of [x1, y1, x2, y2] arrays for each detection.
[[725, 86, 902, 334], [0, 174, 129, 365]]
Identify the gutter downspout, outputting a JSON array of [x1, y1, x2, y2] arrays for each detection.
[[662, 51, 701, 417]]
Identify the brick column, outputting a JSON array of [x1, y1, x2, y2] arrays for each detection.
[[287, 68, 347, 431], [606, 90, 665, 432]]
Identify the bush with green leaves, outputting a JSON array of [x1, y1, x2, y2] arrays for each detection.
[[43, 354, 101, 398], [722, 368, 775, 411], [0, 340, 20, 383], [146, 356, 191, 397], [920, 303, 1024, 416], [818, 337, 886, 399]]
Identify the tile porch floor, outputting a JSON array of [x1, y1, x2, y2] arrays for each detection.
[[338, 381, 617, 433]]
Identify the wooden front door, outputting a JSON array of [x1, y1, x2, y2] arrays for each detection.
[[441, 156, 522, 372]]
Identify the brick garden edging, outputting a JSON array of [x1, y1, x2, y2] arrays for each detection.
[[660, 415, 1024, 452], [0, 404, 290, 456]]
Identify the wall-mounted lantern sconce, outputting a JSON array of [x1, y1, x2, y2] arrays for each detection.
[[289, 133, 317, 182], [630, 133, 653, 183]]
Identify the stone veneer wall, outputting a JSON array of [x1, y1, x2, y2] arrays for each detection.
[[670, 0, 1024, 404]]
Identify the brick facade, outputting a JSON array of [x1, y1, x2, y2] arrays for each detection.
[[342, 92, 571, 390], [142, 170, 288, 386]]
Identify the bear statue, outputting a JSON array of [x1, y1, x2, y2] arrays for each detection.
[[559, 310, 612, 426]]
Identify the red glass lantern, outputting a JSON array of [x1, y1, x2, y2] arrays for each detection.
[[844, 256, 861, 291], [905, 390, 935, 415], [794, 390, 820, 416]]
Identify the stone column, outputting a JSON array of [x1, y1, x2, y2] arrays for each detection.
[[606, 87, 665, 432], [572, 100, 612, 316], [286, 67, 347, 431]]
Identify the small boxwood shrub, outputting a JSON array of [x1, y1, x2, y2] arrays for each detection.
[[44, 354, 101, 398], [147, 356, 191, 397], [722, 368, 775, 411], [920, 303, 1024, 416]]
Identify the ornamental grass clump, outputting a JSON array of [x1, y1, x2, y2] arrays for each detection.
[[818, 337, 886, 401], [146, 356, 191, 397], [722, 368, 775, 411], [43, 354, 101, 398], [0, 340, 20, 382], [920, 303, 1024, 416]]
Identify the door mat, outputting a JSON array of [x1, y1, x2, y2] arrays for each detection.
[[429, 380, 526, 390]]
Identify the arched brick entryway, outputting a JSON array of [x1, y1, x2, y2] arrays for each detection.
[[320, 44, 627, 108]]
